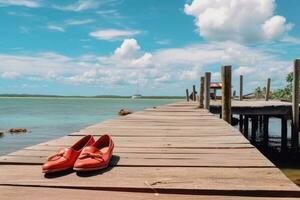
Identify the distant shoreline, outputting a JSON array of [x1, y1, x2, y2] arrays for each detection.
[[0, 94, 184, 99]]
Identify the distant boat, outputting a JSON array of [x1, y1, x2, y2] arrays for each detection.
[[132, 83, 142, 99], [131, 94, 142, 99]]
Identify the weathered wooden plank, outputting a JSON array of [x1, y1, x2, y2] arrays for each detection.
[[2, 186, 298, 200], [36, 136, 251, 148], [0, 149, 274, 167], [24, 143, 255, 152], [0, 155, 274, 167], [70, 132, 241, 137], [6, 147, 268, 156], [0, 165, 299, 193], [210, 100, 292, 116]]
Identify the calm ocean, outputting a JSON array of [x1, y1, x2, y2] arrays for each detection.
[[0, 97, 179, 155]]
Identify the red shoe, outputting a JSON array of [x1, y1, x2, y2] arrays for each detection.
[[42, 135, 95, 173], [73, 134, 114, 172]]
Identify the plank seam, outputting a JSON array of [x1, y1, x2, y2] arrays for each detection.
[[0, 184, 299, 198]]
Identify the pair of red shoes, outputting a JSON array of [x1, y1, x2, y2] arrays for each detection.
[[42, 134, 114, 173]]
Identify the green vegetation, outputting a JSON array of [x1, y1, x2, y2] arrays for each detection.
[[254, 86, 267, 99], [252, 73, 292, 101], [272, 72, 293, 101]]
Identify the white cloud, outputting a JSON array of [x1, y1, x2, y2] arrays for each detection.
[[19, 26, 30, 34], [114, 39, 141, 59], [100, 39, 153, 68], [0, 40, 293, 93], [7, 11, 34, 17], [0, 0, 40, 8], [96, 9, 122, 19], [53, 0, 99, 12], [90, 29, 141, 41], [234, 66, 256, 76], [156, 39, 171, 45], [65, 19, 95, 26], [178, 69, 201, 80], [184, 0, 293, 43], [46, 19, 94, 33], [280, 36, 300, 45], [1, 72, 20, 79], [263, 16, 293, 40], [47, 25, 65, 32], [113, 39, 153, 68]]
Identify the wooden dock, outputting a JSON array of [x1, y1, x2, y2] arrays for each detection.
[[0, 101, 300, 199], [210, 99, 292, 116], [209, 99, 293, 151]]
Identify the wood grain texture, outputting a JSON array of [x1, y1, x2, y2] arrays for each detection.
[[221, 65, 232, 124], [0, 101, 298, 199], [2, 186, 299, 200]]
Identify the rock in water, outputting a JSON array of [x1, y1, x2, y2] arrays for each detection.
[[118, 109, 132, 116], [231, 117, 239, 126], [9, 128, 27, 133]]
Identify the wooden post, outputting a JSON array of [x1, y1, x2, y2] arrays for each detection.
[[244, 115, 249, 138], [292, 59, 300, 150], [199, 77, 205, 108], [221, 66, 232, 124], [239, 75, 243, 101], [281, 116, 287, 153], [263, 115, 269, 147], [265, 78, 271, 101], [192, 85, 196, 101], [251, 116, 258, 144], [186, 89, 189, 102], [239, 115, 243, 133], [204, 72, 211, 109], [214, 88, 217, 100]]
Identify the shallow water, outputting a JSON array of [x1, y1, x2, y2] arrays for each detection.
[[0, 97, 179, 155]]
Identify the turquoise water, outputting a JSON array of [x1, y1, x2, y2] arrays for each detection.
[[0, 97, 179, 155]]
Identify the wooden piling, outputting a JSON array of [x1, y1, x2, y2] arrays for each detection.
[[204, 72, 211, 109], [239, 114, 243, 133], [263, 115, 269, 147], [199, 76, 204, 108], [244, 115, 249, 138], [292, 59, 300, 150], [265, 78, 271, 101], [251, 116, 258, 144], [186, 89, 189, 102], [221, 66, 232, 124], [192, 85, 196, 101], [259, 115, 263, 133], [281, 116, 288, 152], [239, 75, 243, 101]]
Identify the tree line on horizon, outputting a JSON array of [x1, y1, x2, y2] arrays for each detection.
[[254, 73, 293, 101]]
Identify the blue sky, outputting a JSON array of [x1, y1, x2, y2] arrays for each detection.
[[0, 0, 299, 96]]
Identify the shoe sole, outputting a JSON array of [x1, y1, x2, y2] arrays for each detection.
[[42, 167, 71, 174], [73, 164, 109, 172]]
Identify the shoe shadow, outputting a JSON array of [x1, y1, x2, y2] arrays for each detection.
[[76, 155, 120, 177], [44, 168, 74, 179]]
